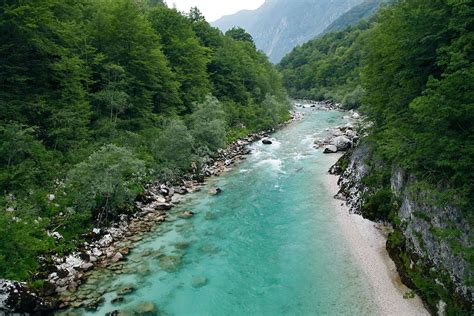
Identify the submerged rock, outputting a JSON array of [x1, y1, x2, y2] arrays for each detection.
[[134, 301, 157, 315], [106, 310, 135, 316], [85, 297, 104, 311], [199, 244, 220, 254], [159, 255, 182, 273], [204, 212, 217, 220], [177, 211, 194, 219], [174, 241, 191, 250], [117, 285, 135, 296], [111, 295, 125, 305], [191, 276, 208, 288]]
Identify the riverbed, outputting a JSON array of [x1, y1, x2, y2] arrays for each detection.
[[63, 108, 425, 315]]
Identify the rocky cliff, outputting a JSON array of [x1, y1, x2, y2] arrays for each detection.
[[332, 144, 473, 314]]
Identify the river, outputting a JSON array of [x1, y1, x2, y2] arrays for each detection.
[[66, 108, 380, 315]]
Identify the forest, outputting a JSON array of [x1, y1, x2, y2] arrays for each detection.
[[0, 0, 289, 281], [279, 20, 370, 108]]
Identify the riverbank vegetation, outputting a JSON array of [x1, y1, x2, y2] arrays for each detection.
[[281, 0, 472, 313], [0, 0, 289, 281]]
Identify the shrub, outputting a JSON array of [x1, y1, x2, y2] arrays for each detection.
[[66, 144, 146, 223]]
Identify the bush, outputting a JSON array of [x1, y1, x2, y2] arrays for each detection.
[[190, 95, 227, 154], [66, 145, 146, 224], [0, 212, 53, 280], [152, 120, 196, 179]]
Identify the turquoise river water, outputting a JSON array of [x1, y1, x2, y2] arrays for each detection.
[[72, 108, 379, 315]]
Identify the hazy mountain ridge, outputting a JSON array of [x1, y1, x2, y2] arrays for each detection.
[[322, 0, 383, 34], [213, 0, 364, 63], [322, 0, 390, 34]]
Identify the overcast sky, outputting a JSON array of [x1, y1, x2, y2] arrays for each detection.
[[166, 0, 265, 22]]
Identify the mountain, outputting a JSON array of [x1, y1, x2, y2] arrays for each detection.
[[322, 0, 391, 34], [212, 0, 363, 63]]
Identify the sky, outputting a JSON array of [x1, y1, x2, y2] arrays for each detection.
[[166, 0, 265, 22]]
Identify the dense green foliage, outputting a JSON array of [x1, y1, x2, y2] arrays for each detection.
[[0, 0, 289, 281], [362, 0, 474, 213], [279, 20, 371, 109]]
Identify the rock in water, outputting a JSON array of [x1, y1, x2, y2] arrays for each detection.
[[351, 112, 361, 119], [262, 139, 273, 145], [134, 301, 156, 314], [159, 255, 182, 272], [331, 136, 352, 151], [191, 276, 208, 288], [208, 188, 223, 195], [323, 145, 338, 153], [111, 252, 123, 263], [177, 211, 194, 219]]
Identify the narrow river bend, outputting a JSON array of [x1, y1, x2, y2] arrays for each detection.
[[72, 108, 379, 315]]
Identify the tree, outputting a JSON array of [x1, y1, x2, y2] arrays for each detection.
[[0, 123, 53, 193], [152, 120, 196, 177], [190, 96, 227, 153], [89, 0, 181, 121], [147, 6, 211, 111], [92, 63, 130, 125], [0, 0, 92, 151], [66, 145, 146, 224], [225, 27, 255, 47]]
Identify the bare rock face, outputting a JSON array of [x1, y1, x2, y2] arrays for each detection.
[[390, 168, 473, 308], [332, 143, 472, 313], [0, 279, 56, 313]]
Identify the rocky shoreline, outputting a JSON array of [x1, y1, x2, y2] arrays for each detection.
[[0, 108, 307, 315], [327, 142, 473, 314]]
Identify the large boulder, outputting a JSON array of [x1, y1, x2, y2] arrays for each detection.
[[331, 136, 352, 151], [0, 279, 56, 313], [262, 139, 273, 145], [208, 188, 222, 195], [323, 145, 338, 153]]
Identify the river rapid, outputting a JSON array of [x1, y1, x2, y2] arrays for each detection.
[[66, 108, 379, 316]]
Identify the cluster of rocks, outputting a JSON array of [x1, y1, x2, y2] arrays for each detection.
[[202, 111, 302, 177], [329, 144, 371, 213], [314, 114, 361, 154], [294, 99, 343, 111], [0, 279, 56, 313]]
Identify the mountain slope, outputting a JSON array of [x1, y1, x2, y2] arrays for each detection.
[[212, 0, 363, 63], [322, 0, 386, 34]]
